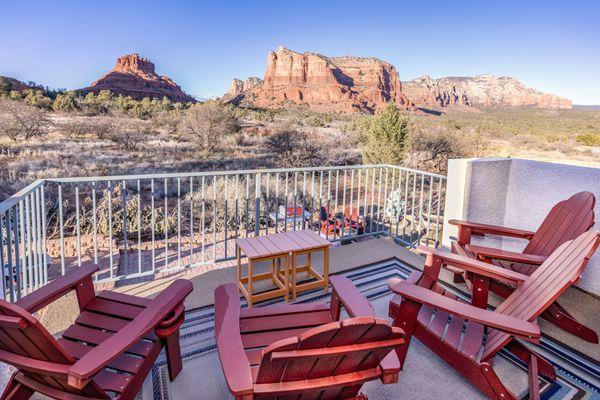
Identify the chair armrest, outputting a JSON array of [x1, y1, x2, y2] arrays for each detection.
[[330, 275, 375, 318], [417, 246, 529, 286], [16, 265, 99, 313], [466, 244, 547, 265], [67, 279, 192, 389], [449, 219, 535, 240], [388, 279, 540, 341], [214, 283, 253, 398]]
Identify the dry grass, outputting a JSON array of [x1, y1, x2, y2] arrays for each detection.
[[1, 106, 598, 201]]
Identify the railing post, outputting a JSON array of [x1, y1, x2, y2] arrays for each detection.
[[254, 172, 261, 237]]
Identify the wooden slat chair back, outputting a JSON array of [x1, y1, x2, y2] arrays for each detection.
[[512, 191, 595, 275], [254, 318, 403, 400], [0, 301, 107, 399], [483, 229, 600, 360]]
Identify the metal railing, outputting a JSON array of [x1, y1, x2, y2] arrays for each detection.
[[0, 164, 446, 301]]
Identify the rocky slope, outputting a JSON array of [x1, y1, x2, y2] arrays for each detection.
[[403, 75, 571, 110], [80, 53, 196, 102], [0, 76, 38, 93], [227, 77, 262, 97], [227, 47, 412, 113]]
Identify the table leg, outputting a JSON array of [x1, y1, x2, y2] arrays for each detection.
[[284, 254, 290, 303], [307, 252, 312, 276], [291, 252, 297, 301], [271, 259, 275, 284], [248, 259, 253, 308], [236, 245, 242, 291], [323, 247, 330, 294]]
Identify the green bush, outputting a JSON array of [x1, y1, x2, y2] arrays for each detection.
[[575, 133, 600, 146], [53, 91, 79, 112], [361, 102, 409, 164], [23, 89, 53, 109]]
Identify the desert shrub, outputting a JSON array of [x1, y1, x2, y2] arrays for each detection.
[[108, 118, 148, 151], [576, 133, 600, 146], [62, 119, 90, 138], [22, 89, 53, 109], [151, 111, 180, 135], [48, 184, 179, 240], [61, 116, 115, 139], [262, 128, 323, 168], [183, 100, 240, 152], [0, 99, 50, 141], [406, 128, 468, 173], [53, 91, 79, 112], [0, 77, 11, 95], [361, 102, 409, 164], [88, 116, 115, 140], [254, 109, 279, 123]]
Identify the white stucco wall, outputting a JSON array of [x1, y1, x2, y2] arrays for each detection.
[[442, 157, 600, 296]]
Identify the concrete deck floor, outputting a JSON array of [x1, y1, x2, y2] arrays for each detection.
[[35, 236, 600, 361]]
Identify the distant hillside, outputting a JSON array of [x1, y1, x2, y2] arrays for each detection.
[[573, 105, 600, 111], [402, 75, 572, 110]]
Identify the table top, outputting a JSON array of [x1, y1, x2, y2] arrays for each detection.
[[235, 230, 331, 259]]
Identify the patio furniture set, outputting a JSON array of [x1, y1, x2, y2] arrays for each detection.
[[270, 204, 365, 238], [0, 191, 597, 400]]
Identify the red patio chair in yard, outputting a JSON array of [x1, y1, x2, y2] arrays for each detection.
[[344, 206, 364, 234], [215, 275, 404, 400], [0, 264, 193, 400], [318, 206, 345, 237], [389, 230, 600, 400], [449, 191, 597, 342]]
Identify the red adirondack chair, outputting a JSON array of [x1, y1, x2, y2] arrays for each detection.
[[389, 230, 600, 400], [0, 264, 193, 400], [215, 275, 404, 400], [319, 206, 345, 236], [449, 191, 596, 342], [344, 206, 365, 234]]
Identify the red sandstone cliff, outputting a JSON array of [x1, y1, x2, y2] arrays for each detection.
[[81, 54, 196, 103], [228, 47, 412, 113], [403, 75, 572, 110]]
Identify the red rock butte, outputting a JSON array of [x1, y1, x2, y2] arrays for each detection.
[[228, 47, 413, 113], [81, 53, 196, 103]]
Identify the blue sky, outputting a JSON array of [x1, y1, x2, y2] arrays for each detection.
[[1, 0, 599, 104]]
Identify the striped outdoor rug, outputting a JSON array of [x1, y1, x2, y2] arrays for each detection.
[[144, 259, 600, 400]]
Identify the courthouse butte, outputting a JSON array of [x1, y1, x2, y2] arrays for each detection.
[[226, 46, 413, 113]]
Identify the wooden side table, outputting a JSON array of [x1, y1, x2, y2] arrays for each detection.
[[236, 230, 332, 306], [235, 234, 298, 307], [284, 230, 331, 301]]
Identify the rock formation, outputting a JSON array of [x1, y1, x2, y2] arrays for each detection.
[[228, 47, 412, 113], [402, 76, 471, 109], [403, 75, 571, 110], [226, 77, 262, 97], [81, 53, 196, 102]]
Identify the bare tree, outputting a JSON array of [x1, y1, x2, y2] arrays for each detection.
[[262, 128, 323, 168], [108, 118, 147, 151], [88, 116, 115, 140], [0, 99, 50, 142], [406, 128, 467, 173], [183, 101, 239, 152]]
